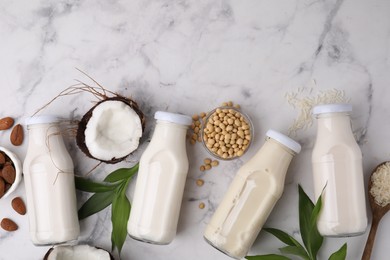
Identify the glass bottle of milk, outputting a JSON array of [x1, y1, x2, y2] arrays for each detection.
[[204, 130, 301, 259], [23, 115, 80, 245], [127, 111, 192, 244], [312, 104, 367, 236]]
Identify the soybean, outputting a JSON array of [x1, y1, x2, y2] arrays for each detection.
[[196, 179, 205, 186]]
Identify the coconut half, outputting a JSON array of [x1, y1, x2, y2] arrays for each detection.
[[44, 245, 114, 260], [77, 96, 145, 164]]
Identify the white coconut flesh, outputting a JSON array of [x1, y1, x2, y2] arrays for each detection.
[[85, 100, 143, 161], [46, 245, 111, 260]]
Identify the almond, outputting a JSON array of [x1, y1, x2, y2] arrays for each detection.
[[0, 152, 5, 165], [2, 164, 15, 184], [12, 197, 26, 215], [0, 117, 14, 130], [10, 124, 23, 146], [1, 218, 18, 231], [0, 177, 5, 198]]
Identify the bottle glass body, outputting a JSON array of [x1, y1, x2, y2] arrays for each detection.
[[204, 137, 297, 259], [127, 120, 189, 244], [23, 122, 80, 245], [312, 112, 367, 236]]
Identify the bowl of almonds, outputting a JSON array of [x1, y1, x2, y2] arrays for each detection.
[[202, 106, 253, 160], [0, 147, 22, 199]]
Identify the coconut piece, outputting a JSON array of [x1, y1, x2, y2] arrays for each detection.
[[44, 245, 114, 260], [77, 97, 145, 164]]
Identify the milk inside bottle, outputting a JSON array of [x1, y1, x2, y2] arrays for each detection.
[[23, 115, 80, 245], [312, 104, 367, 236], [204, 130, 301, 259], [127, 111, 192, 244]]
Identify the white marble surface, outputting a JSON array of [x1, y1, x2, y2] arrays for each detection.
[[0, 0, 390, 259]]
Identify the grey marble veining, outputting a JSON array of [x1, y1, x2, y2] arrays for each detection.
[[0, 0, 390, 259]]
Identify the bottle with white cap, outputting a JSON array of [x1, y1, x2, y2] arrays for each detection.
[[23, 115, 80, 245], [312, 103, 367, 236], [127, 111, 192, 244], [204, 129, 301, 259]]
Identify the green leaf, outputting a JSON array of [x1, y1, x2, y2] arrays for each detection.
[[328, 243, 347, 260], [246, 255, 291, 260], [298, 185, 323, 260], [78, 191, 116, 220], [75, 176, 117, 193], [76, 164, 138, 253], [310, 194, 322, 228], [264, 228, 304, 248], [111, 180, 131, 254], [104, 163, 139, 183], [309, 191, 324, 259], [264, 228, 309, 259], [298, 185, 314, 249], [279, 246, 310, 260]]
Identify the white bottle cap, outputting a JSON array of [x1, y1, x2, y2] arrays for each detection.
[[25, 115, 59, 125], [155, 111, 192, 126], [266, 129, 301, 154], [312, 103, 352, 115]]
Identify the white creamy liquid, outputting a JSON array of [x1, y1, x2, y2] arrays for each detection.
[[204, 171, 279, 258], [128, 116, 190, 244], [312, 112, 367, 236], [204, 135, 298, 259], [24, 119, 80, 245]]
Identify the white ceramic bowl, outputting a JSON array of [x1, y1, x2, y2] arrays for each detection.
[[0, 146, 22, 199]]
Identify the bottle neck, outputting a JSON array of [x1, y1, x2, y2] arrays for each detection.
[[315, 112, 353, 137], [27, 123, 63, 150], [151, 121, 188, 143], [250, 138, 295, 180]]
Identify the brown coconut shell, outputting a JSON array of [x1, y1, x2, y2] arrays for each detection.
[[76, 96, 146, 164], [43, 246, 115, 260], [43, 247, 53, 260]]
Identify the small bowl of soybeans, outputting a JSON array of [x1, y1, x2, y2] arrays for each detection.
[[201, 106, 253, 160]]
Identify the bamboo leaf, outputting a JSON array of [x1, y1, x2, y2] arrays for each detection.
[[104, 163, 139, 183], [78, 191, 116, 220], [246, 254, 291, 260], [298, 185, 314, 250], [328, 243, 347, 260], [310, 194, 322, 228], [298, 185, 323, 260], [76, 164, 137, 253], [279, 246, 310, 260], [264, 228, 309, 259], [111, 181, 131, 254], [309, 190, 324, 259], [75, 176, 117, 193], [264, 228, 305, 248]]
